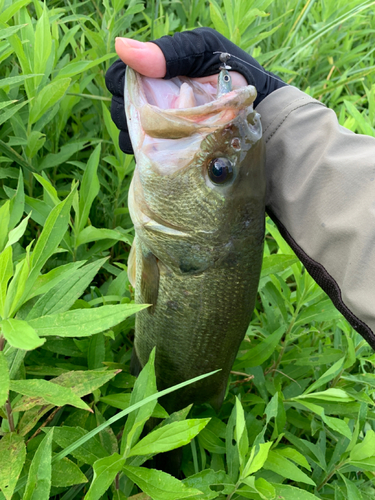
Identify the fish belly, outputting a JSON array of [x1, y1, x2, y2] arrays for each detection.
[[133, 231, 264, 414]]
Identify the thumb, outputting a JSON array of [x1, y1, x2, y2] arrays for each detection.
[[115, 38, 166, 77]]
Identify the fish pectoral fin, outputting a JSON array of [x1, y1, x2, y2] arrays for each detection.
[[127, 239, 137, 288], [141, 250, 160, 313]]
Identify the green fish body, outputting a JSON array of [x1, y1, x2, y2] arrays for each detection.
[[125, 68, 265, 413]]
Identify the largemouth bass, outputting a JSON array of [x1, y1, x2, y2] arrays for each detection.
[[125, 67, 265, 414]]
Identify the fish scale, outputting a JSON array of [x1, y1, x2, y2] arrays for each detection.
[[125, 67, 265, 415]]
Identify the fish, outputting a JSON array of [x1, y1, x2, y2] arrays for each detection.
[[125, 67, 265, 415]]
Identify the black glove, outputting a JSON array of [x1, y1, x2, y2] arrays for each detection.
[[105, 27, 287, 155]]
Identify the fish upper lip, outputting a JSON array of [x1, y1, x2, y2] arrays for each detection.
[[142, 208, 214, 236]]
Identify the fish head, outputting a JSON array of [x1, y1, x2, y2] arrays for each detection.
[[125, 68, 265, 273]]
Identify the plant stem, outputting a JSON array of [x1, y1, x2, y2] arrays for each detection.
[[317, 461, 347, 491], [26, 406, 60, 444], [0, 335, 4, 352], [6, 398, 15, 432], [226, 481, 240, 500]]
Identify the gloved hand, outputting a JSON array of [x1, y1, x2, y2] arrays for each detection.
[[105, 27, 286, 155]]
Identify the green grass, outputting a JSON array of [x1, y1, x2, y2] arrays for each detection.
[[0, 0, 375, 499]]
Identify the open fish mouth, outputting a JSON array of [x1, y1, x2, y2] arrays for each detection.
[[125, 68, 258, 175]]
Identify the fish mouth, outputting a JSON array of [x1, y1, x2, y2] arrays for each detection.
[[125, 68, 258, 176], [125, 68, 257, 140]]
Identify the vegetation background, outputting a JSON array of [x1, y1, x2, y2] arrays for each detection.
[[0, 0, 375, 498]]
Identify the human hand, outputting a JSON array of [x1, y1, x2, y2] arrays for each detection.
[[105, 27, 286, 154]]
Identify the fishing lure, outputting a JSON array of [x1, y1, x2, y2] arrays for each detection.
[[216, 52, 232, 97]]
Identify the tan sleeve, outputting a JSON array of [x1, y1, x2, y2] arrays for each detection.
[[257, 86, 375, 349]]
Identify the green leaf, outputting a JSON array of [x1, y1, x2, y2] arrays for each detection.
[[18, 405, 54, 437], [276, 447, 311, 471], [234, 326, 284, 368], [243, 441, 273, 477], [38, 141, 88, 171], [24, 429, 53, 500], [254, 477, 276, 500], [348, 457, 375, 472], [55, 369, 121, 397], [17, 186, 77, 311], [260, 254, 299, 278], [264, 450, 316, 486], [294, 298, 343, 326], [51, 426, 109, 466], [78, 143, 101, 232], [0, 139, 34, 173], [2, 252, 30, 319], [291, 400, 353, 439], [197, 417, 226, 454], [0, 318, 45, 350], [0, 433, 26, 500], [0, 201, 10, 252], [0, 0, 32, 23], [27, 261, 85, 300], [28, 303, 148, 337], [182, 469, 234, 500], [33, 4, 52, 89], [121, 348, 158, 457], [344, 99, 374, 137], [239, 476, 275, 500], [76, 226, 132, 247], [6, 346, 26, 379], [26, 131, 46, 158], [14, 369, 120, 412], [0, 351, 9, 407], [88, 333, 105, 370], [350, 429, 375, 461], [340, 474, 364, 500], [29, 78, 71, 124], [0, 246, 13, 318], [0, 25, 27, 40], [85, 454, 125, 500], [323, 416, 352, 440], [49, 369, 219, 466], [122, 465, 202, 500], [272, 483, 321, 499], [5, 214, 31, 249], [55, 53, 115, 79], [209, 0, 228, 37], [100, 393, 132, 410], [94, 407, 119, 455], [235, 397, 249, 472], [24, 195, 51, 226], [0, 101, 17, 112], [226, 399, 240, 483], [304, 357, 345, 395], [265, 393, 278, 425], [129, 418, 210, 457], [101, 102, 123, 160], [284, 431, 327, 471], [296, 388, 355, 402], [51, 457, 88, 487], [8, 169, 24, 230], [0, 98, 29, 128], [9, 379, 91, 411], [27, 257, 108, 319]]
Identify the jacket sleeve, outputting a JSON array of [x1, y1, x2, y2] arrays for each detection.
[[257, 86, 375, 349]]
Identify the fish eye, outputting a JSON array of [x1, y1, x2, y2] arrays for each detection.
[[224, 74, 230, 82], [208, 158, 233, 184]]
